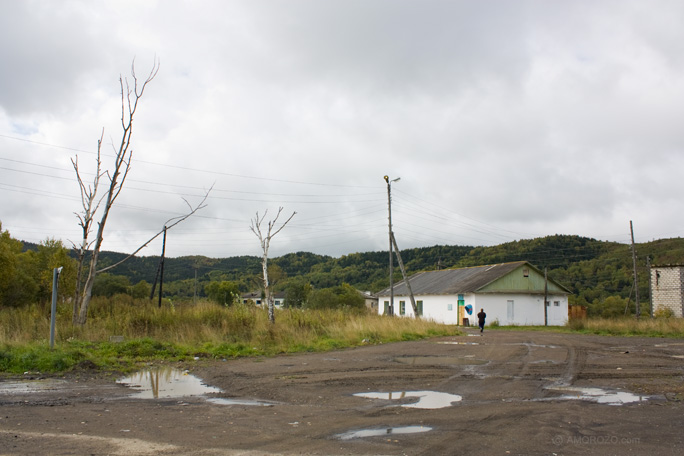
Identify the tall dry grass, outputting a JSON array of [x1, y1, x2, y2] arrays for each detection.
[[0, 296, 459, 373], [566, 316, 684, 337]]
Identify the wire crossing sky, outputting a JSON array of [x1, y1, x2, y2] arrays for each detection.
[[2, 1, 683, 258]]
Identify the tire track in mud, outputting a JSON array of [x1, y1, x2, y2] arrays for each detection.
[[557, 344, 587, 387]]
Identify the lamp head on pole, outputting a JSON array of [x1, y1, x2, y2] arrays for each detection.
[[383, 175, 401, 184]]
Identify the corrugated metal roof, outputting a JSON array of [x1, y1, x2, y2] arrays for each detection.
[[378, 261, 543, 296]]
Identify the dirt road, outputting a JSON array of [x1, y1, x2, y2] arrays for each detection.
[[1, 329, 683, 455]]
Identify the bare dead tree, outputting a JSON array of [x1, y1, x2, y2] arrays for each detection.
[[71, 59, 208, 325], [250, 207, 296, 323], [71, 59, 160, 325], [71, 130, 105, 324]]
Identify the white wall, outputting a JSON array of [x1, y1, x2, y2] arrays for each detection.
[[378, 293, 568, 326], [472, 294, 568, 326], [378, 294, 464, 324]]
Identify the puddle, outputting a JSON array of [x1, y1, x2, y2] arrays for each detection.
[[395, 356, 486, 366], [354, 390, 462, 409], [206, 398, 274, 407], [437, 342, 480, 345], [117, 368, 221, 399], [336, 426, 432, 440], [547, 386, 648, 406], [506, 343, 561, 349]]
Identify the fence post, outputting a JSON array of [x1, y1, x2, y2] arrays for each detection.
[[50, 267, 63, 350]]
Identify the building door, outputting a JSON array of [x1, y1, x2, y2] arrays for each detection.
[[507, 300, 515, 323]]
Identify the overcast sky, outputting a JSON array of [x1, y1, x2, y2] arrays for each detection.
[[2, 0, 684, 260]]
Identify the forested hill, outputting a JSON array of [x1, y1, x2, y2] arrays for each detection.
[[30, 234, 681, 311]]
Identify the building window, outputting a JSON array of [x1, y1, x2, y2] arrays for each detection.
[[523, 268, 529, 277], [417, 300, 423, 316], [448, 303, 453, 311], [384, 301, 390, 315], [400, 301, 406, 315], [554, 301, 560, 307]]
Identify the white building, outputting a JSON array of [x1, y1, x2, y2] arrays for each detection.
[[651, 265, 684, 317], [376, 261, 570, 326], [241, 291, 286, 308]]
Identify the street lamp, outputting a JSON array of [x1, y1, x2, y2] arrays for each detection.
[[384, 175, 400, 315]]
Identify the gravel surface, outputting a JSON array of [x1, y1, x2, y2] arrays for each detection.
[[1, 329, 683, 455]]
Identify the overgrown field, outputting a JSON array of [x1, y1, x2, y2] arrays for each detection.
[[564, 316, 684, 337], [492, 316, 684, 338], [0, 297, 459, 374]]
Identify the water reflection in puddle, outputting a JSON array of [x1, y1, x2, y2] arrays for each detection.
[[547, 386, 648, 406], [354, 391, 462, 409], [395, 356, 486, 366], [117, 368, 221, 399], [336, 426, 432, 440], [206, 397, 274, 407]]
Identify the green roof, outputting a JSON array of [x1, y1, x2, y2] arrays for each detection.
[[378, 261, 571, 296]]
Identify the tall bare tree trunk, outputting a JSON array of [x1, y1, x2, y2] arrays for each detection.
[[250, 207, 296, 324], [72, 59, 159, 326], [71, 60, 212, 326]]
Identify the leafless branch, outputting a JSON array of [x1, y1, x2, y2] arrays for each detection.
[[96, 185, 212, 274]]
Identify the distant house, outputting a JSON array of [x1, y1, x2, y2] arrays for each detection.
[[651, 265, 684, 317], [241, 291, 286, 308], [375, 261, 571, 326], [359, 290, 379, 312]]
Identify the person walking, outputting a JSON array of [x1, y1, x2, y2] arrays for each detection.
[[477, 308, 486, 333]]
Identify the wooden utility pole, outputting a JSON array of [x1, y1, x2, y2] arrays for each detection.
[[391, 233, 418, 316], [544, 267, 548, 326], [149, 226, 167, 307], [630, 220, 640, 318], [158, 226, 167, 308], [384, 176, 400, 316]]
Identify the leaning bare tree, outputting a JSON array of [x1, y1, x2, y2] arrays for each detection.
[[71, 59, 210, 326], [250, 207, 296, 323]]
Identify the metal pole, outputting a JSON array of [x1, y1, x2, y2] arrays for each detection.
[[50, 267, 63, 350]]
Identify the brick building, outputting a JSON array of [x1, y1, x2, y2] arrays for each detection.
[[651, 265, 684, 317]]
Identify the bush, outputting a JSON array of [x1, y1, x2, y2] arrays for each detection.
[[305, 283, 364, 311], [567, 318, 585, 331], [654, 307, 675, 319]]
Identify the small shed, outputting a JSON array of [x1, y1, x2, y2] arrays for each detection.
[[375, 261, 571, 326]]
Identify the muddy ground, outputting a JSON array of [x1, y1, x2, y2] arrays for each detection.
[[1, 328, 683, 455]]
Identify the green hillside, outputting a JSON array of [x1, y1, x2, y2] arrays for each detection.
[[17, 233, 684, 317]]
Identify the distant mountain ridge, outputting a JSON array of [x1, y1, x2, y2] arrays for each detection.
[[21, 235, 684, 311]]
